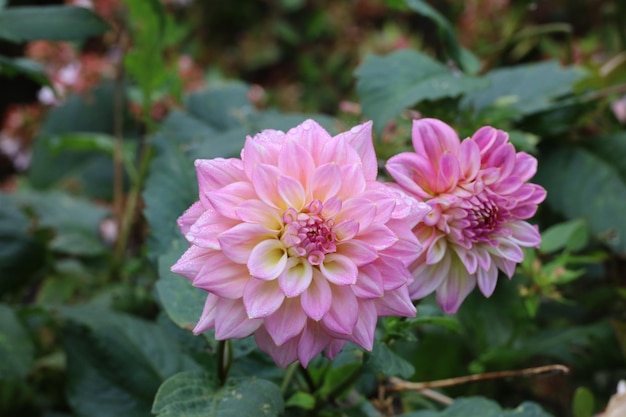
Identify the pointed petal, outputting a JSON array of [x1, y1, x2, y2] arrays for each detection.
[[178, 201, 205, 236], [374, 285, 416, 317], [320, 253, 358, 285], [352, 264, 384, 299], [337, 163, 366, 199], [487, 239, 524, 263], [335, 240, 378, 267], [286, 119, 332, 164], [477, 261, 499, 297], [218, 223, 275, 264], [333, 219, 359, 241], [234, 199, 282, 231], [334, 197, 376, 231], [348, 300, 377, 351], [278, 257, 313, 297], [412, 118, 460, 162], [321, 285, 358, 335], [254, 326, 299, 368], [195, 158, 245, 194], [278, 139, 315, 186], [243, 278, 285, 318], [206, 182, 257, 219], [192, 252, 249, 299], [508, 221, 541, 247], [247, 239, 288, 280], [385, 152, 435, 198], [436, 152, 461, 193], [297, 321, 331, 367], [355, 224, 397, 251], [214, 298, 262, 339], [193, 294, 218, 334], [334, 120, 377, 181], [436, 262, 476, 314], [458, 139, 481, 181], [171, 245, 211, 281], [186, 207, 236, 249], [512, 152, 538, 182], [301, 270, 332, 320], [265, 298, 307, 345], [251, 164, 284, 209], [242, 132, 283, 179], [310, 163, 342, 202], [408, 252, 450, 300]]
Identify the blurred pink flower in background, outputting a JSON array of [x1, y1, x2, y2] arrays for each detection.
[[172, 119, 430, 366], [386, 119, 546, 313]]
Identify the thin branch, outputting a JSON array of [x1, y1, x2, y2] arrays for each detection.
[[387, 364, 569, 392]]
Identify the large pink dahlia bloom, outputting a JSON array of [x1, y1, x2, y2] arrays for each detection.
[[172, 120, 430, 367], [386, 119, 546, 314]]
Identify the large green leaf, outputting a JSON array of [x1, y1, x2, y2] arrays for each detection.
[[366, 340, 415, 378], [355, 49, 486, 133], [399, 398, 553, 417], [536, 143, 626, 254], [0, 6, 109, 42], [0, 304, 34, 380], [0, 55, 50, 86], [462, 61, 586, 117], [152, 371, 283, 417], [62, 307, 199, 417], [185, 82, 254, 131], [156, 240, 205, 330], [13, 190, 109, 256]]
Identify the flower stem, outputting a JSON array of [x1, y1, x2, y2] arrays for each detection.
[[281, 362, 299, 394], [217, 340, 232, 386], [299, 365, 317, 392]]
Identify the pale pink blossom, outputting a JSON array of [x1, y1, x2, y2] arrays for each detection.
[[172, 119, 429, 366], [386, 119, 546, 313]]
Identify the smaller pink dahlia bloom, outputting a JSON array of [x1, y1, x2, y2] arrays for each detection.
[[172, 119, 430, 367], [386, 119, 546, 314]]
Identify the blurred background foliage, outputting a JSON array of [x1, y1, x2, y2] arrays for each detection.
[[1, 0, 626, 416]]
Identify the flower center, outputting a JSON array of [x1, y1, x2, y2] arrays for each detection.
[[461, 193, 507, 245], [281, 200, 337, 265]]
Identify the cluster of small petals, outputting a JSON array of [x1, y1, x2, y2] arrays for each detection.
[[386, 118, 546, 314], [172, 119, 430, 367]]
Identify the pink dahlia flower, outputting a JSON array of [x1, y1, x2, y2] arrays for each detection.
[[386, 119, 546, 314], [172, 120, 430, 367]]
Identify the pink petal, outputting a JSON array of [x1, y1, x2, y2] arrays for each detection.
[[472, 126, 506, 156], [374, 285, 416, 317], [334, 197, 376, 231], [187, 207, 236, 249], [487, 239, 524, 263], [192, 252, 249, 299], [337, 164, 366, 199], [491, 175, 523, 195], [218, 223, 276, 264], [278, 139, 315, 186], [243, 278, 285, 318], [319, 253, 358, 285], [286, 119, 332, 164], [247, 239, 288, 280], [508, 221, 541, 247], [385, 152, 435, 199], [195, 158, 245, 194], [193, 294, 218, 334], [352, 264, 384, 299], [298, 321, 331, 367], [321, 285, 358, 335], [348, 300, 377, 351], [265, 298, 307, 345], [234, 199, 282, 231], [511, 152, 538, 182], [254, 326, 299, 368], [493, 257, 517, 278], [321, 196, 342, 218], [485, 142, 516, 179], [476, 261, 499, 297], [333, 120, 377, 181], [408, 252, 450, 300], [171, 245, 212, 281], [206, 182, 257, 219], [325, 340, 347, 360], [375, 255, 412, 291], [242, 133, 283, 179], [458, 139, 481, 181], [318, 134, 350, 167], [412, 118, 460, 162], [251, 164, 283, 209], [435, 152, 461, 193], [426, 234, 448, 264], [214, 298, 262, 339], [278, 175, 306, 211], [355, 224, 397, 251], [335, 240, 378, 267], [177, 201, 205, 236], [453, 245, 478, 275], [333, 219, 360, 241], [435, 261, 476, 314], [301, 270, 332, 320], [278, 257, 313, 297], [310, 163, 342, 202]]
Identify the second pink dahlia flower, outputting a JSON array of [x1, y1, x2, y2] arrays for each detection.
[[172, 119, 430, 367], [386, 119, 546, 314]]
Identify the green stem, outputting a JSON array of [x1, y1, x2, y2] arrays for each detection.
[[299, 365, 317, 392], [281, 362, 299, 394], [325, 364, 364, 403], [217, 340, 232, 386]]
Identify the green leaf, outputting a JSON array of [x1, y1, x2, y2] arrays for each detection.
[[62, 308, 199, 417], [399, 398, 554, 417], [572, 387, 595, 417], [156, 240, 205, 330], [0, 55, 50, 86], [13, 190, 109, 256], [356, 50, 486, 133], [152, 371, 284, 417], [185, 82, 255, 131], [0, 6, 109, 42], [366, 340, 415, 378], [536, 145, 626, 254], [0, 304, 34, 380], [463, 61, 587, 117], [540, 219, 589, 254], [285, 392, 316, 410]]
